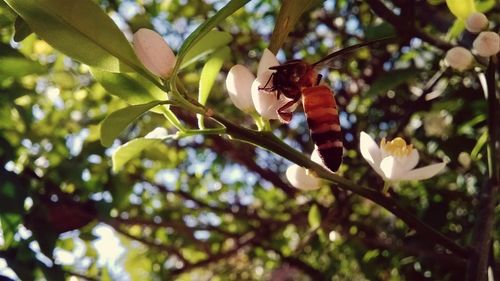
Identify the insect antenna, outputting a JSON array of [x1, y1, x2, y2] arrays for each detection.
[[312, 37, 395, 69]]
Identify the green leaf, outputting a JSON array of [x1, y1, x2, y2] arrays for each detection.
[[364, 68, 421, 98], [0, 56, 45, 77], [0, 169, 28, 214], [100, 100, 169, 147], [446, 19, 465, 40], [172, 0, 250, 78], [181, 30, 232, 69], [102, 267, 112, 281], [0, 213, 22, 247], [112, 137, 169, 173], [269, 0, 317, 53], [366, 22, 396, 40], [308, 204, 321, 229], [476, 0, 496, 13], [91, 68, 165, 104], [446, 0, 475, 20], [4, 0, 141, 72], [91, 68, 184, 128], [198, 46, 230, 105], [13, 15, 32, 42], [471, 130, 488, 160]]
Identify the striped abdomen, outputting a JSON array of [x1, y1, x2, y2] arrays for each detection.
[[302, 85, 343, 172]]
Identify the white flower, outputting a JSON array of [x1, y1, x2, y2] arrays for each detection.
[[145, 127, 168, 139], [458, 152, 471, 169], [359, 131, 446, 182], [225, 49, 298, 120], [133, 28, 176, 78], [286, 149, 325, 190], [251, 49, 299, 120], [465, 12, 489, 33], [286, 164, 320, 190], [226, 64, 255, 112], [473, 31, 500, 57], [444, 47, 474, 71]]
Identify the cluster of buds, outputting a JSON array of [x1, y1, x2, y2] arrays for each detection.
[[445, 12, 499, 71]]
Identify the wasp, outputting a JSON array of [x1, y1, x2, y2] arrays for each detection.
[[260, 38, 390, 172]]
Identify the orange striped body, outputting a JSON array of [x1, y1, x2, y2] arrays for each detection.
[[302, 85, 343, 171]]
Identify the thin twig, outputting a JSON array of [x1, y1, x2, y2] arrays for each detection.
[[391, 68, 447, 138], [465, 56, 499, 281], [365, 0, 454, 50]]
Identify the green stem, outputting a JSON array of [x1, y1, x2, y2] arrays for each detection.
[[176, 128, 226, 138], [382, 181, 391, 194], [135, 65, 469, 259], [160, 106, 186, 132]]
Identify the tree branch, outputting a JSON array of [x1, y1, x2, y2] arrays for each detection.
[[365, 0, 453, 50], [107, 220, 190, 264], [210, 112, 470, 259], [465, 56, 499, 281]]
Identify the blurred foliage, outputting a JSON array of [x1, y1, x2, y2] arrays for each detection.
[[0, 0, 498, 280]]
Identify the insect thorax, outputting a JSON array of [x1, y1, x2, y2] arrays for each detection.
[[271, 61, 315, 99]]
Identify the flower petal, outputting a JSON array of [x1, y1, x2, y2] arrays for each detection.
[[397, 162, 447, 181], [359, 132, 383, 175], [286, 164, 321, 191], [251, 74, 298, 120], [133, 28, 176, 78], [226, 64, 255, 112], [257, 48, 279, 78], [399, 149, 419, 173], [380, 156, 401, 180], [251, 75, 280, 120]]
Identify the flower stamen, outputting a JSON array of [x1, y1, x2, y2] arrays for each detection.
[[380, 137, 413, 157]]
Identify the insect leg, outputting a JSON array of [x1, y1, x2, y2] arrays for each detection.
[[277, 97, 300, 123], [258, 72, 275, 92], [315, 74, 323, 85]]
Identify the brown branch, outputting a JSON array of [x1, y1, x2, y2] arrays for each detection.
[[465, 57, 499, 281], [107, 220, 189, 264], [212, 112, 471, 259], [280, 256, 328, 281], [365, 0, 453, 50], [169, 232, 258, 276]]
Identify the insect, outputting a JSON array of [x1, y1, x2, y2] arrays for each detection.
[[260, 38, 391, 172]]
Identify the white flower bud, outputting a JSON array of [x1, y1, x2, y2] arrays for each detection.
[[458, 152, 471, 169], [465, 12, 489, 33], [226, 65, 255, 112], [133, 28, 176, 78], [145, 127, 168, 139], [444, 47, 474, 71], [286, 164, 321, 190], [473, 31, 500, 57]]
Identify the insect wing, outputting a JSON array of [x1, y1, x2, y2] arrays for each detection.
[[312, 37, 394, 70]]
